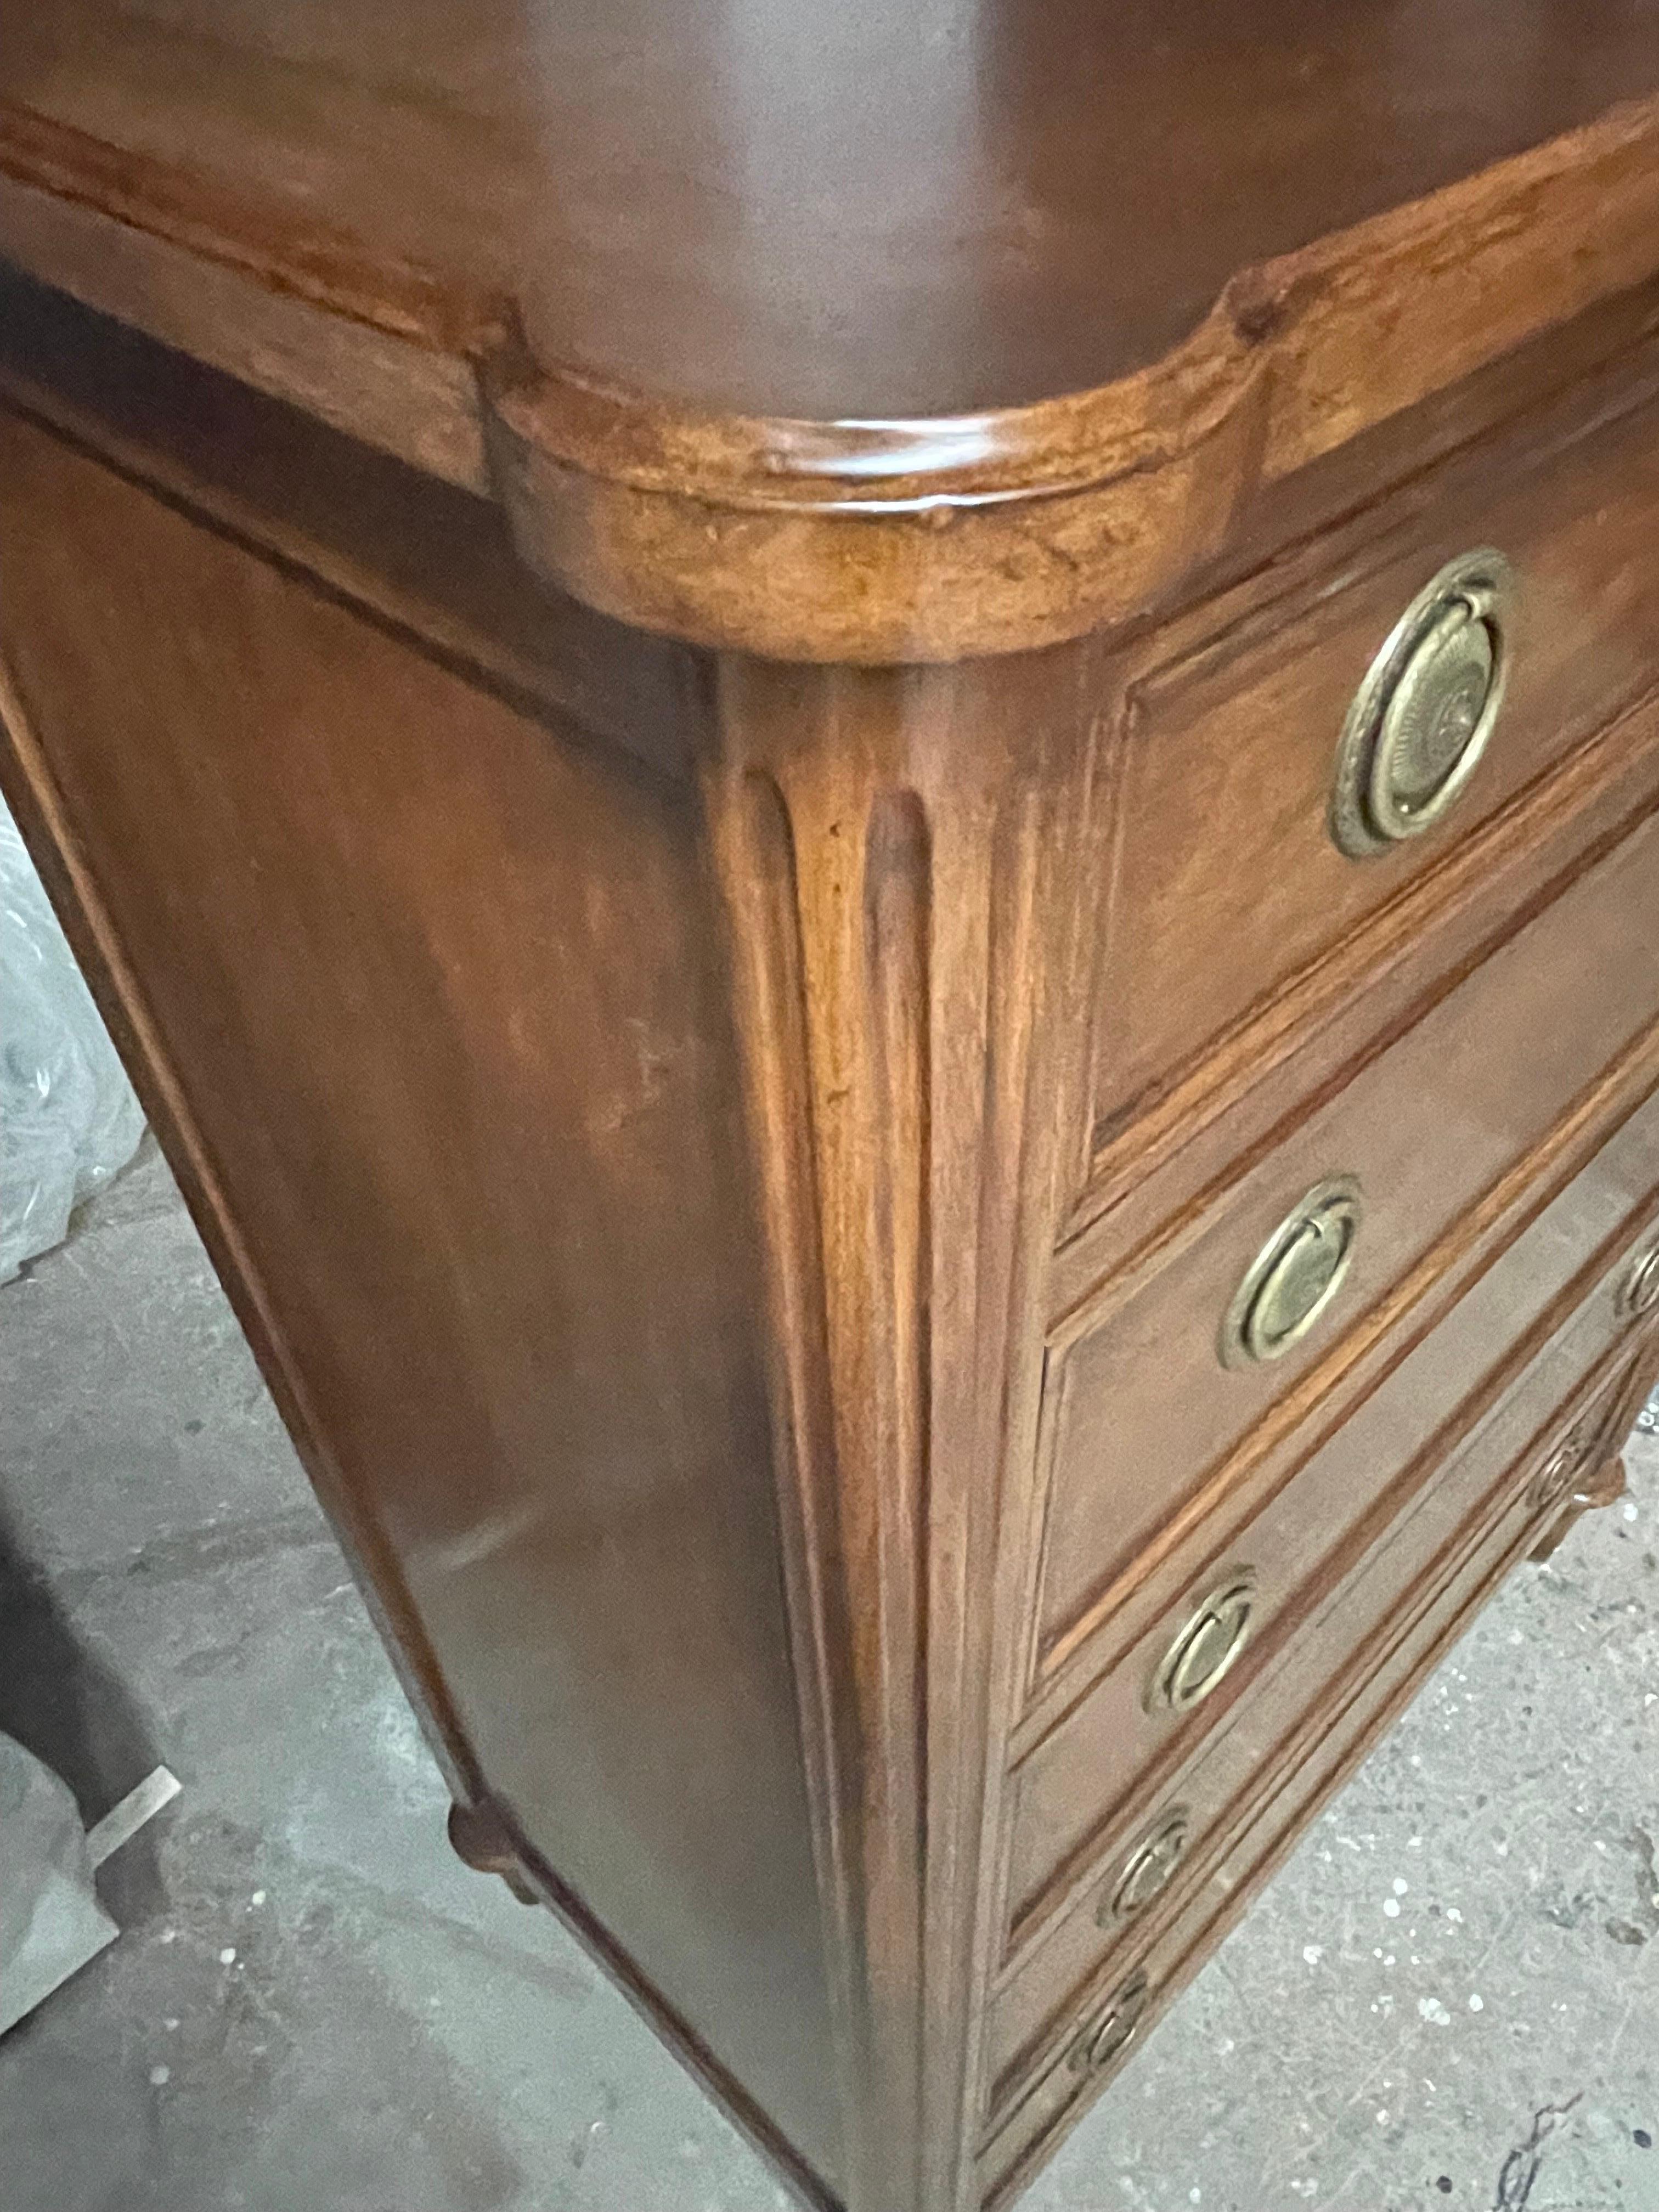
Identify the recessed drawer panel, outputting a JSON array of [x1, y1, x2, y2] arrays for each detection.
[[1036, 797, 1659, 1679], [977, 1337, 1649, 2204], [993, 1311, 1651, 2108], [1086, 364, 1659, 1158], [1008, 1082, 1659, 1949]]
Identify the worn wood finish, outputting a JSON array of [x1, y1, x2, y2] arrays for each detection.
[[1006, 1091, 1659, 1972], [977, 1321, 1655, 2208], [487, 98, 1659, 659], [0, 266, 699, 781], [0, 400, 844, 2196], [1081, 363, 1659, 1157], [8, 0, 1659, 422], [8, 9, 1659, 653], [1037, 797, 1659, 1695], [698, 646, 1098, 2212], [7, 17, 1659, 2212], [988, 1318, 1652, 2123], [989, 1300, 1659, 2123]]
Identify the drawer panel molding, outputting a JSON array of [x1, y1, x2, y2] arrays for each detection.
[[1030, 797, 1659, 1711], [1068, 359, 1659, 1246], [1004, 1104, 1659, 1957], [979, 1330, 1653, 2170]]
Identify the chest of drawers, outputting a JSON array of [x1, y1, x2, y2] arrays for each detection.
[[4, 9, 1659, 2209]]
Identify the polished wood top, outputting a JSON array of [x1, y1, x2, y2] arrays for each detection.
[[7, 0, 1659, 422], [8, 2, 1659, 657]]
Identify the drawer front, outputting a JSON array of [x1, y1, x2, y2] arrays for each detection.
[[992, 1284, 1653, 2107], [977, 1338, 1650, 2202], [1035, 796, 1659, 1686], [1085, 364, 1659, 1161], [1007, 1083, 1659, 1948]]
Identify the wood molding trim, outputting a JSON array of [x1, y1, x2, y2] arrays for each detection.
[[993, 1338, 1633, 2082], [451, 1798, 847, 2212], [700, 649, 1099, 2211], [0, 150, 493, 492], [0, 641, 483, 1812], [1065, 682, 1659, 1258], [10, 92, 1659, 658], [1058, 688, 1659, 1304], [976, 1323, 1659, 2203], [998, 1225, 1659, 1976], [1026, 1012, 1659, 1734]]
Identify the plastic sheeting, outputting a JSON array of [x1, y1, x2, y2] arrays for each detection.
[[0, 1734, 119, 2035], [1, 793, 143, 1281]]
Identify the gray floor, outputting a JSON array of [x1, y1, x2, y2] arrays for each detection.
[[1, 1141, 1656, 2212]]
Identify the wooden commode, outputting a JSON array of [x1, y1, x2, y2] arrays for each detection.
[[4, 7, 1659, 2208]]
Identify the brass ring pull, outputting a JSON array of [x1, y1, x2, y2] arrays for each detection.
[[1221, 1177, 1362, 1369], [1098, 1807, 1192, 1927], [1069, 1971, 1152, 2074], [1527, 1436, 1588, 1516], [1331, 550, 1515, 859], [1620, 1242, 1659, 1320], [1149, 1572, 1257, 1715]]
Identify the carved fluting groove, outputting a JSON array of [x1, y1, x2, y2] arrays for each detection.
[[710, 763, 871, 2202], [854, 783, 933, 2210], [703, 653, 1101, 2212], [703, 748, 930, 2212]]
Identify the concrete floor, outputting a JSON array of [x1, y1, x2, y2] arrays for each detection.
[[1, 1140, 1656, 2212]]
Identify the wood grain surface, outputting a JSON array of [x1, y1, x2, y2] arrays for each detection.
[[9, 5, 1659, 652], [6, 19, 1659, 2210], [0, 400, 844, 2198]]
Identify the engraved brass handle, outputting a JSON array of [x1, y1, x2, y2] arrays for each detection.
[[1149, 1572, 1257, 1715], [1620, 1242, 1659, 1320], [1331, 550, 1515, 859], [1098, 1807, 1192, 1927], [1221, 1177, 1362, 1369], [1068, 1971, 1152, 2074]]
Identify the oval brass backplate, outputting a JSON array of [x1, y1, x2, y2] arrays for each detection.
[[1099, 1807, 1192, 1927], [1069, 1970, 1152, 2074], [1148, 1571, 1257, 1716], [1331, 550, 1515, 859], [1220, 1176, 1363, 1370]]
